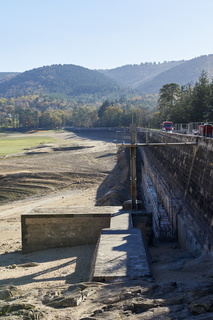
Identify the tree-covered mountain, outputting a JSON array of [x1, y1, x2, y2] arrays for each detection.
[[99, 60, 184, 88], [99, 54, 213, 93], [0, 64, 126, 99], [137, 55, 213, 93], [0, 72, 20, 84], [1, 54, 213, 99]]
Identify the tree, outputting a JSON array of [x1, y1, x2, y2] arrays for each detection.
[[207, 79, 213, 121], [170, 84, 193, 123], [158, 83, 180, 120], [98, 100, 113, 119], [71, 106, 98, 127], [150, 111, 162, 128], [40, 110, 63, 129], [101, 106, 124, 127], [190, 71, 210, 122]]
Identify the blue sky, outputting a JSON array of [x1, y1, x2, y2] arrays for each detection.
[[1, 0, 213, 72]]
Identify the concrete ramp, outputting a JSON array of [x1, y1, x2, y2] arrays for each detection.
[[92, 210, 151, 281]]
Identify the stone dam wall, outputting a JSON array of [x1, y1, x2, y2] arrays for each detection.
[[137, 131, 213, 255]]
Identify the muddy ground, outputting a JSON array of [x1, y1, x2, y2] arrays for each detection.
[[0, 130, 213, 319]]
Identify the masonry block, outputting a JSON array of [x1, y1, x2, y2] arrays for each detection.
[[21, 207, 120, 253]]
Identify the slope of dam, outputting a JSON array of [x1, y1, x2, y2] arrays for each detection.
[[137, 130, 213, 255]]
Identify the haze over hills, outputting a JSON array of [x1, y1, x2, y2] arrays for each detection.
[[99, 54, 213, 93], [99, 60, 184, 88], [0, 54, 213, 98], [0, 72, 20, 84]]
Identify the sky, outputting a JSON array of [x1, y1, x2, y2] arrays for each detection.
[[1, 0, 213, 72]]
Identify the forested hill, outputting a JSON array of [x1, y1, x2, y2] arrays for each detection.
[[1, 55, 213, 98], [0, 64, 125, 98], [99, 60, 184, 88], [136, 55, 213, 93], [0, 72, 20, 84], [99, 54, 213, 93]]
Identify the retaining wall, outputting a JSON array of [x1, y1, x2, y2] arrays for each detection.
[[21, 207, 115, 253], [138, 131, 213, 255]]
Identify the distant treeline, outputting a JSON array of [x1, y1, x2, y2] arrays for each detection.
[[0, 94, 157, 129], [0, 72, 212, 130]]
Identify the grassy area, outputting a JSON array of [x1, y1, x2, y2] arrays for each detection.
[[0, 133, 56, 157]]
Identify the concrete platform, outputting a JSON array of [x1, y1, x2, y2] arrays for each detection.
[[22, 205, 151, 279], [92, 210, 151, 281], [21, 206, 121, 253]]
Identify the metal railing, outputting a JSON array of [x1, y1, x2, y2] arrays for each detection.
[[175, 122, 213, 136]]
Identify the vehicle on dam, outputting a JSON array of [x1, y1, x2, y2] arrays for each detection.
[[162, 121, 174, 132], [194, 123, 213, 137]]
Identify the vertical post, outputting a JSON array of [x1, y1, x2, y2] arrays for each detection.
[[145, 130, 148, 144], [130, 124, 137, 210]]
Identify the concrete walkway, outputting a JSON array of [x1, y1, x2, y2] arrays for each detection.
[[92, 209, 151, 281]]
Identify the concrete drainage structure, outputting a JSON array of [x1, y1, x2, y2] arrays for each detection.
[[21, 206, 151, 281], [21, 207, 112, 253]]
